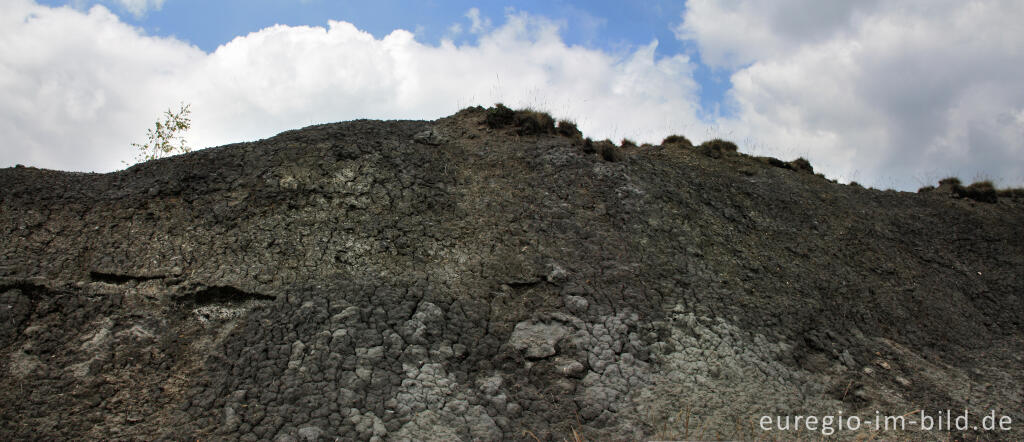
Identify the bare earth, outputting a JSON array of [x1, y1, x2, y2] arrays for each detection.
[[1, 106, 1022, 440]]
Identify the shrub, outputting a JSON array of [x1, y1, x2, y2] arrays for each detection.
[[938, 177, 962, 187], [582, 137, 596, 154], [485, 103, 515, 128], [997, 188, 1024, 198], [129, 102, 192, 164], [760, 156, 788, 168], [697, 138, 738, 159], [758, 155, 814, 174], [918, 185, 935, 193], [789, 157, 814, 174], [556, 119, 582, 138], [512, 109, 555, 135], [708, 139, 738, 152], [596, 139, 622, 162], [662, 134, 693, 148], [455, 105, 485, 117], [954, 180, 998, 203], [620, 138, 637, 148], [485, 104, 558, 135]]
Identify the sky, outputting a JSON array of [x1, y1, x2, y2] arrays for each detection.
[[3, 0, 1023, 190]]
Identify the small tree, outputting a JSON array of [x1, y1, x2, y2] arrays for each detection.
[[129, 102, 192, 163]]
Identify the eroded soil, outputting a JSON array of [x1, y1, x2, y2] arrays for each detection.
[[1, 107, 1022, 440]]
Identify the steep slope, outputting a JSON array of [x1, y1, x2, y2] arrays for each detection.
[[1, 106, 1022, 440]]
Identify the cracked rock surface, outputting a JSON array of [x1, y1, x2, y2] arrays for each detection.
[[1, 106, 1023, 440]]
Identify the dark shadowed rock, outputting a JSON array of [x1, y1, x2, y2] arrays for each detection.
[[1, 105, 1023, 440]]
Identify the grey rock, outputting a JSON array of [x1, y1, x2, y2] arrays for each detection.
[[477, 374, 503, 395], [564, 295, 589, 315], [509, 321, 569, 359], [412, 129, 444, 146], [297, 426, 323, 441], [546, 263, 569, 283], [555, 357, 585, 377]]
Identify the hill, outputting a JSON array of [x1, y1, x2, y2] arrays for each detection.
[[2, 106, 1022, 440]]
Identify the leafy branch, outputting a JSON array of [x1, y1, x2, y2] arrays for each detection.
[[128, 102, 192, 164]]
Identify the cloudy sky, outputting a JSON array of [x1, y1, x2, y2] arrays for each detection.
[[3, 0, 1023, 190]]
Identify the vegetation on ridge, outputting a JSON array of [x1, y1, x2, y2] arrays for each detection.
[[128, 102, 192, 165], [475, 103, 1023, 200]]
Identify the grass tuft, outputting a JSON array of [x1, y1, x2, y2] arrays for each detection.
[[938, 177, 962, 187], [582, 137, 596, 154], [662, 134, 693, 148], [485, 103, 515, 128], [513, 109, 556, 135], [953, 180, 997, 203], [697, 138, 738, 159], [996, 187, 1024, 198], [557, 119, 583, 139], [596, 139, 622, 162], [484, 103, 559, 135], [789, 157, 814, 174]]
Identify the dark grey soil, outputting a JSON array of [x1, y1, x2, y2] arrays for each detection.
[[1, 106, 1022, 440]]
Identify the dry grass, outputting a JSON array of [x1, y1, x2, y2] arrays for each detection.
[[557, 119, 583, 139], [523, 411, 587, 442], [662, 134, 693, 148], [954, 180, 997, 203]]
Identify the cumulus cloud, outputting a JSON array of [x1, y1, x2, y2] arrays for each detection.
[[446, 22, 463, 37], [1, 1, 703, 173], [676, 0, 880, 69], [113, 0, 164, 18], [465, 7, 492, 34], [679, 0, 1024, 189], [0, 0, 202, 172], [8, 1, 1019, 190]]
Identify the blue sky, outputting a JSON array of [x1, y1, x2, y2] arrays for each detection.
[[4, 0, 1024, 190]]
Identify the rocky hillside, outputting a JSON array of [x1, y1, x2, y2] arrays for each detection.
[[2, 106, 1022, 440]]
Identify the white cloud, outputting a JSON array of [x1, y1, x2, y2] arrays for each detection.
[[9, 1, 1019, 190], [680, 0, 1024, 189], [0, 3, 704, 173], [113, 0, 164, 18], [446, 22, 463, 37], [0, 0, 202, 171], [676, 0, 880, 69], [465, 7, 492, 34]]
